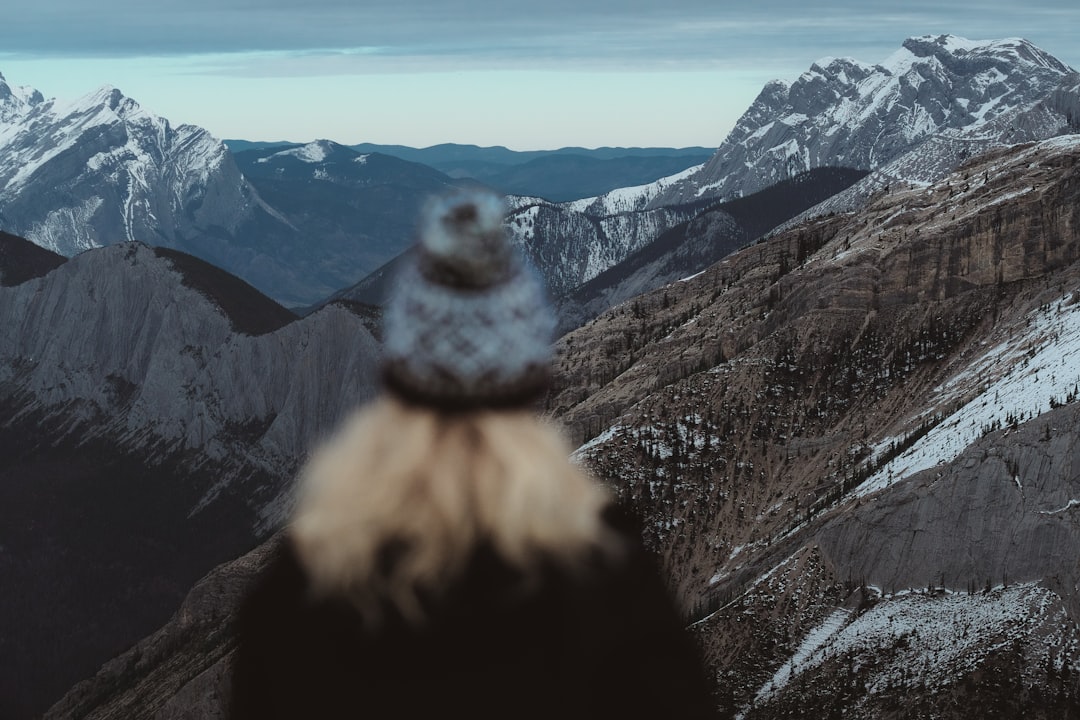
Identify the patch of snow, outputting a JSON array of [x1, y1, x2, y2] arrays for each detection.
[[24, 197, 105, 254], [571, 424, 625, 462], [742, 582, 1072, 717], [272, 141, 330, 163], [1038, 499, 1080, 516], [678, 270, 706, 283], [566, 162, 705, 215], [755, 609, 851, 703], [860, 297, 1080, 498]]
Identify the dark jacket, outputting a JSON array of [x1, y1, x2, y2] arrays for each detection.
[[230, 507, 718, 719]]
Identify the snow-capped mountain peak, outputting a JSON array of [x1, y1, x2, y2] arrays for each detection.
[[0, 73, 240, 257], [645, 35, 1076, 208], [0, 71, 45, 123], [897, 34, 1074, 75]]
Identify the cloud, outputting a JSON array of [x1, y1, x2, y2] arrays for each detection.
[[3, 0, 1078, 74]]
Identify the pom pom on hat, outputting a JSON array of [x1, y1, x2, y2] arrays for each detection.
[[382, 190, 555, 408]]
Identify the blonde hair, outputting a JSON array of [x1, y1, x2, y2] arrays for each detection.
[[291, 396, 619, 623]]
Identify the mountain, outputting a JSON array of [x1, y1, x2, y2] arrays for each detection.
[[460, 153, 714, 202], [330, 193, 712, 308], [0, 78, 251, 258], [553, 167, 869, 333], [0, 236, 380, 718], [0, 77, 465, 307], [231, 140, 465, 292], [552, 36, 1073, 216], [344, 142, 714, 167], [0, 73, 44, 123], [339, 167, 867, 329], [17, 34, 1080, 718], [558, 133, 1080, 717], [228, 140, 714, 201], [445, 35, 1076, 306], [4, 36, 1072, 310], [506, 194, 715, 298], [40, 132, 1080, 719]]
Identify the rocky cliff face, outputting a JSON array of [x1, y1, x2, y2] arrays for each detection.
[[0, 242, 379, 516], [553, 167, 869, 333], [0, 240, 380, 718]]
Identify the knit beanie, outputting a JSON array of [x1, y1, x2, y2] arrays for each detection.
[[381, 190, 555, 408]]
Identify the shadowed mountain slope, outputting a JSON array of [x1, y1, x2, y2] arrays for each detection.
[[0, 240, 379, 718]]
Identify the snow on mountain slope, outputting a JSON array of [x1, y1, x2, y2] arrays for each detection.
[[504, 196, 702, 297], [648, 35, 1075, 209], [0, 71, 44, 124], [0, 80, 247, 257], [565, 162, 707, 215], [742, 583, 1079, 718], [259, 139, 333, 163], [796, 134, 1080, 500], [860, 288, 1080, 499]]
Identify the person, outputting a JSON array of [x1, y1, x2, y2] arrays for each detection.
[[229, 189, 718, 719]]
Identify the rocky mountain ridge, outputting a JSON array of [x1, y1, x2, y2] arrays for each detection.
[[560, 133, 1080, 716], [0, 241, 379, 518], [557, 35, 1075, 220], [666, 34, 1076, 204], [0, 238, 380, 718]]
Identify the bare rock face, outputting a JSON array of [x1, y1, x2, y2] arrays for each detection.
[[0, 242, 380, 523], [0, 241, 379, 718], [818, 401, 1080, 613], [506, 197, 705, 297]]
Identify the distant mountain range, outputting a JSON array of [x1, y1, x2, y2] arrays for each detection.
[[3, 34, 1075, 312], [226, 139, 713, 202]]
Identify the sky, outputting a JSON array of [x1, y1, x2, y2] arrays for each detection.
[[1, 1, 1078, 150]]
